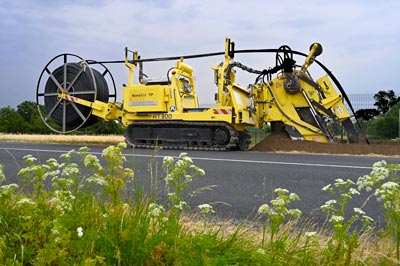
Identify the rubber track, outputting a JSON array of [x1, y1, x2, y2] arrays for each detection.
[[124, 121, 242, 151]]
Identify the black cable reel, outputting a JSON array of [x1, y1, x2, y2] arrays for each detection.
[[36, 54, 117, 133]]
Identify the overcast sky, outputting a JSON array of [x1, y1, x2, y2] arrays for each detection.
[[1, 0, 399, 108]]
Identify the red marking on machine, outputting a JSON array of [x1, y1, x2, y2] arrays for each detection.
[[213, 109, 232, 115], [65, 95, 77, 103]]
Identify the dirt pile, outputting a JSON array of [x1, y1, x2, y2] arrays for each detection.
[[250, 132, 400, 157]]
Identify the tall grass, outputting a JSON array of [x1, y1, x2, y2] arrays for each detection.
[[0, 143, 399, 265]]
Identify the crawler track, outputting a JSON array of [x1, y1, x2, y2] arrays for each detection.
[[124, 121, 250, 151]]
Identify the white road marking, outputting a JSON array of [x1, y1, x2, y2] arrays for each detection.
[[1, 147, 372, 170]]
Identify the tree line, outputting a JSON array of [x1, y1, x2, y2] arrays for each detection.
[[0, 101, 124, 135]]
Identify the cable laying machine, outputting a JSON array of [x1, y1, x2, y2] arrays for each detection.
[[36, 38, 366, 150]]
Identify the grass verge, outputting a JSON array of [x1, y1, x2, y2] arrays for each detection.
[[0, 143, 399, 265]]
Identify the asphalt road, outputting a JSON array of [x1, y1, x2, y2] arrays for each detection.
[[1, 142, 399, 226]]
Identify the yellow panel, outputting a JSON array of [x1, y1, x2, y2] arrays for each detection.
[[123, 84, 167, 112]]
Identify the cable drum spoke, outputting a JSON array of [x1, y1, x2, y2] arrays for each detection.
[[45, 67, 64, 92], [62, 101, 66, 132], [63, 54, 67, 90], [45, 99, 62, 121], [70, 102, 87, 122], [66, 66, 84, 92], [69, 90, 96, 95]]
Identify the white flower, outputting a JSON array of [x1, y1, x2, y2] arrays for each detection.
[[373, 160, 387, 168], [163, 156, 174, 166], [305, 231, 317, 237], [334, 178, 345, 186], [23, 154, 37, 164], [117, 142, 127, 149], [198, 203, 215, 215], [77, 227, 83, 237], [289, 193, 300, 201], [258, 204, 271, 215], [175, 201, 188, 211], [287, 208, 302, 218], [381, 181, 399, 190], [321, 199, 337, 211], [329, 215, 344, 223], [86, 174, 107, 186], [271, 198, 285, 207], [274, 188, 289, 194], [16, 198, 35, 206], [148, 203, 165, 218], [179, 152, 188, 157], [197, 168, 205, 176], [349, 188, 360, 195], [321, 184, 331, 191], [353, 208, 365, 215], [84, 154, 101, 169], [362, 215, 374, 222], [0, 183, 19, 197], [183, 156, 193, 164]]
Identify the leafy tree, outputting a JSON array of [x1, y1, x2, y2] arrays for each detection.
[[0, 106, 25, 133], [373, 90, 400, 114], [354, 108, 379, 121], [17, 101, 37, 122]]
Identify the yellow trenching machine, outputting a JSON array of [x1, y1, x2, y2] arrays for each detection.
[[36, 38, 367, 150]]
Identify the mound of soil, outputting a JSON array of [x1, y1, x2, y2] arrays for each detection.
[[250, 132, 400, 157]]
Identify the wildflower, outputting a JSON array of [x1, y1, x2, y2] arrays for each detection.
[[16, 198, 35, 206], [23, 154, 37, 164], [258, 204, 271, 215], [84, 154, 102, 169], [353, 207, 365, 215], [305, 231, 317, 237], [349, 188, 360, 196], [362, 215, 374, 222], [271, 198, 285, 207], [61, 164, 79, 177], [175, 201, 188, 211], [148, 203, 165, 218], [77, 227, 83, 238], [182, 156, 193, 164], [334, 178, 345, 186], [60, 149, 74, 160], [117, 142, 127, 149], [198, 203, 215, 215], [329, 215, 344, 223], [197, 168, 205, 176], [287, 208, 302, 218], [321, 199, 337, 211], [321, 184, 331, 191], [381, 181, 399, 190], [46, 158, 59, 168], [86, 174, 107, 186], [163, 156, 174, 166], [289, 193, 300, 201], [0, 183, 18, 197], [373, 160, 387, 168], [274, 188, 289, 194]]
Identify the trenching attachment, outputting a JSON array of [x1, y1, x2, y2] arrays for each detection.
[[36, 54, 116, 133]]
